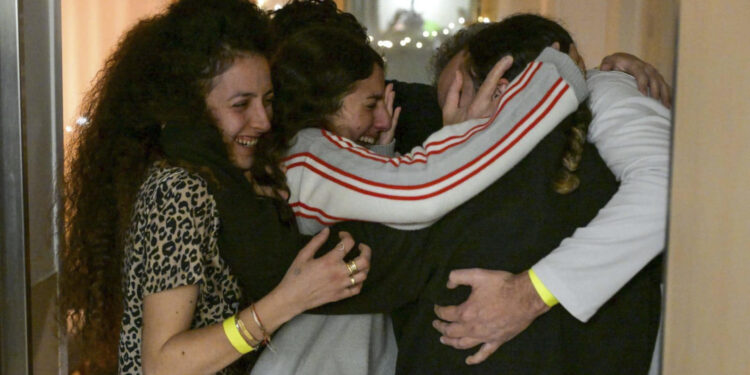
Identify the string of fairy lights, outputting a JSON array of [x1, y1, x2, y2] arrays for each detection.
[[66, 6, 493, 132], [371, 15, 491, 51]]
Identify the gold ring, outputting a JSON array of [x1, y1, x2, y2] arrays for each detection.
[[346, 260, 358, 275], [350, 276, 356, 286]]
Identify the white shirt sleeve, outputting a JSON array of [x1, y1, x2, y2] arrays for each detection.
[[531, 70, 671, 322]]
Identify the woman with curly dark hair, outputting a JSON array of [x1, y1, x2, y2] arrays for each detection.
[[60, 1, 373, 374]]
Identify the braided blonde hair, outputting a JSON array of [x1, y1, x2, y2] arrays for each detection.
[[552, 103, 591, 194]]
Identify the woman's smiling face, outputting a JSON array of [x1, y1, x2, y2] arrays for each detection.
[[328, 64, 391, 145], [205, 54, 274, 170]]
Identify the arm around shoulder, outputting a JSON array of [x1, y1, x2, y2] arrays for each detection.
[[138, 171, 373, 374], [530, 70, 670, 321], [285, 49, 588, 232]]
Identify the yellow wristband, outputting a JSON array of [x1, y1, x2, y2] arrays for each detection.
[[528, 269, 559, 307], [222, 315, 254, 354]]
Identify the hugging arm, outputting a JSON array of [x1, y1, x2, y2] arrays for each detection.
[[531, 69, 670, 320], [138, 171, 377, 375], [143, 228, 369, 375], [433, 69, 670, 364], [569, 44, 672, 107], [285, 48, 588, 234], [600, 52, 672, 107], [309, 221, 434, 314]]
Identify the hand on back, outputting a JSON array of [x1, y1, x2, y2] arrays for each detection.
[[274, 228, 371, 315], [600, 52, 672, 107]]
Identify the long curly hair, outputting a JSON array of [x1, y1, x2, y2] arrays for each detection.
[[467, 14, 591, 194], [60, 0, 270, 372]]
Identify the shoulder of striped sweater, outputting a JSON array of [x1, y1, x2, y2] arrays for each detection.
[[536, 47, 569, 66], [289, 128, 324, 150], [295, 128, 323, 141], [536, 47, 588, 102]]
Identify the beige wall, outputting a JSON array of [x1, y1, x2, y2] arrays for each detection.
[[662, 0, 750, 373], [61, 0, 299, 133], [62, 0, 173, 131], [480, 0, 676, 84]]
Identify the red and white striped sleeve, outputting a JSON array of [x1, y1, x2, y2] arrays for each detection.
[[283, 48, 588, 234]]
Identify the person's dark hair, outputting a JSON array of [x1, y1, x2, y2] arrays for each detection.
[[269, 0, 368, 46], [467, 14, 574, 85], [254, 27, 383, 169], [467, 14, 588, 194], [430, 22, 491, 85], [60, 0, 270, 372]]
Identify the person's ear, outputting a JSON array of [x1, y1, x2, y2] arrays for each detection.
[[494, 78, 510, 98], [550, 41, 561, 51]]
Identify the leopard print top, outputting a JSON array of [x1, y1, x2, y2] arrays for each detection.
[[118, 165, 242, 374]]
